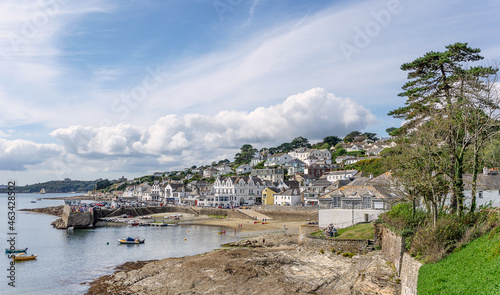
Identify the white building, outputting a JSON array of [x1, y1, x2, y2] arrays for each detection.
[[274, 189, 302, 206], [326, 170, 358, 182]]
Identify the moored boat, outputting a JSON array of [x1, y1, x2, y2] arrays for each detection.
[[40, 188, 46, 194], [118, 237, 145, 244], [5, 248, 28, 254], [12, 253, 37, 261]]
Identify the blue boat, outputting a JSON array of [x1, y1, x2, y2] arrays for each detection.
[[5, 248, 28, 254], [118, 237, 145, 244]]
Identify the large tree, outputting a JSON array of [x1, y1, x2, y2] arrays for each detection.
[[234, 144, 257, 165], [389, 42, 497, 215]]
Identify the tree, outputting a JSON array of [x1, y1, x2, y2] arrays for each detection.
[[363, 132, 378, 142], [234, 144, 257, 165], [388, 42, 497, 215], [323, 135, 342, 147], [386, 127, 399, 137], [343, 131, 362, 142], [290, 136, 311, 149], [96, 179, 112, 190]]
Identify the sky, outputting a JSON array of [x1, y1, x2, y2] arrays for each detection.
[[0, 0, 499, 185]]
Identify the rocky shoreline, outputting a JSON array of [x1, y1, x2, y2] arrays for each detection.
[[19, 205, 64, 216], [85, 233, 400, 295]]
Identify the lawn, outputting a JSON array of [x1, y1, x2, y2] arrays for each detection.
[[418, 232, 500, 295], [311, 223, 374, 240]]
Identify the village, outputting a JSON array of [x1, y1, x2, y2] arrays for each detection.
[[83, 138, 500, 230]]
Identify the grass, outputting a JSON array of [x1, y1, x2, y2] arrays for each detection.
[[208, 215, 227, 219], [310, 223, 374, 240], [418, 232, 500, 295]]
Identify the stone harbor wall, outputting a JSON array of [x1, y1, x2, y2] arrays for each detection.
[[62, 205, 93, 228], [298, 224, 320, 245]]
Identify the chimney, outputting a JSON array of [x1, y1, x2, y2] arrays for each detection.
[[483, 166, 489, 175]]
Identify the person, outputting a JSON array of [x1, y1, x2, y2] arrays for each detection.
[[283, 225, 287, 230]]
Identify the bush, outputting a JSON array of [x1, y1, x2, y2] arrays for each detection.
[[380, 202, 427, 237], [410, 214, 468, 263], [342, 252, 356, 258]]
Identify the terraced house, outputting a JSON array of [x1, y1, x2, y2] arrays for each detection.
[[212, 176, 268, 207]]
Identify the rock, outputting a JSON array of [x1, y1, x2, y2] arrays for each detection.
[[86, 234, 399, 295]]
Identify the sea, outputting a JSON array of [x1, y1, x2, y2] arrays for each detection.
[[0, 193, 238, 295]]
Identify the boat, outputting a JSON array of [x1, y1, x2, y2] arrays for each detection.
[[5, 248, 28, 254], [118, 237, 145, 244], [31, 200, 36, 203], [40, 188, 46, 194], [36, 198, 42, 201], [12, 253, 37, 261]]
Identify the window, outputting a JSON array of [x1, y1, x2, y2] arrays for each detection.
[[478, 191, 483, 198], [362, 197, 372, 209], [332, 196, 341, 208]]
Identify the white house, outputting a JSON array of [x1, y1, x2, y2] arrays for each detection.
[[274, 189, 302, 206], [318, 173, 399, 228], [236, 164, 252, 175], [212, 176, 266, 207], [265, 153, 292, 167], [326, 170, 358, 182]]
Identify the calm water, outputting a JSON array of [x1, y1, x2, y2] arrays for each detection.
[[0, 193, 238, 295]]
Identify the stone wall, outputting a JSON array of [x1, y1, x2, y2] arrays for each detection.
[[380, 227, 406, 274], [378, 225, 421, 295], [400, 253, 422, 295], [62, 205, 93, 228], [298, 224, 320, 245], [253, 205, 318, 220]]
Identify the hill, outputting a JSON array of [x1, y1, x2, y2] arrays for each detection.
[[0, 180, 97, 194]]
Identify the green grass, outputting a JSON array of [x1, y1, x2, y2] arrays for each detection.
[[208, 215, 227, 219], [311, 223, 374, 240], [418, 233, 500, 295]]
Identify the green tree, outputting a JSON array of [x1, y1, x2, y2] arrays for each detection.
[[362, 132, 378, 142], [386, 127, 399, 137], [96, 179, 112, 190], [323, 135, 342, 147], [343, 131, 361, 142], [290, 136, 311, 149], [234, 144, 257, 165], [388, 42, 497, 215]]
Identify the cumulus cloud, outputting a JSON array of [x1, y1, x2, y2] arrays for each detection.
[[51, 88, 376, 169], [0, 138, 62, 171]]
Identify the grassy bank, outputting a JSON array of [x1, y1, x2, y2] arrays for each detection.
[[418, 232, 500, 294], [311, 223, 374, 240]]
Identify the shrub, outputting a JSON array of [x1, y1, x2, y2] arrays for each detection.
[[410, 214, 468, 263], [319, 249, 324, 254], [380, 202, 427, 237], [342, 252, 356, 258]]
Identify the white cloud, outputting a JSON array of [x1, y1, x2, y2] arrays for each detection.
[[0, 138, 62, 171], [50, 88, 376, 170]]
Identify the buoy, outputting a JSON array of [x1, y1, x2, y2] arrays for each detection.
[[107, 242, 109, 245], [188, 230, 189, 233], [184, 238, 187, 241]]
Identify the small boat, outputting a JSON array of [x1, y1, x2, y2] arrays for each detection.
[[118, 237, 145, 244], [12, 253, 37, 261], [31, 200, 36, 203], [218, 230, 226, 234], [261, 222, 269, 224], [5, 248, 28, 254], [130, 223, 139, 226], [253, 220, 261, 223], [36, 198, 42, 201], [40, 188, 46, 194]]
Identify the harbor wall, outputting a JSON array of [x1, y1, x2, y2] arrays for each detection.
[[62, 205, 93, 228]]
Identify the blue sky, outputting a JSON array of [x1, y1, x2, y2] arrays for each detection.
[[0, 0, 499, 184]]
